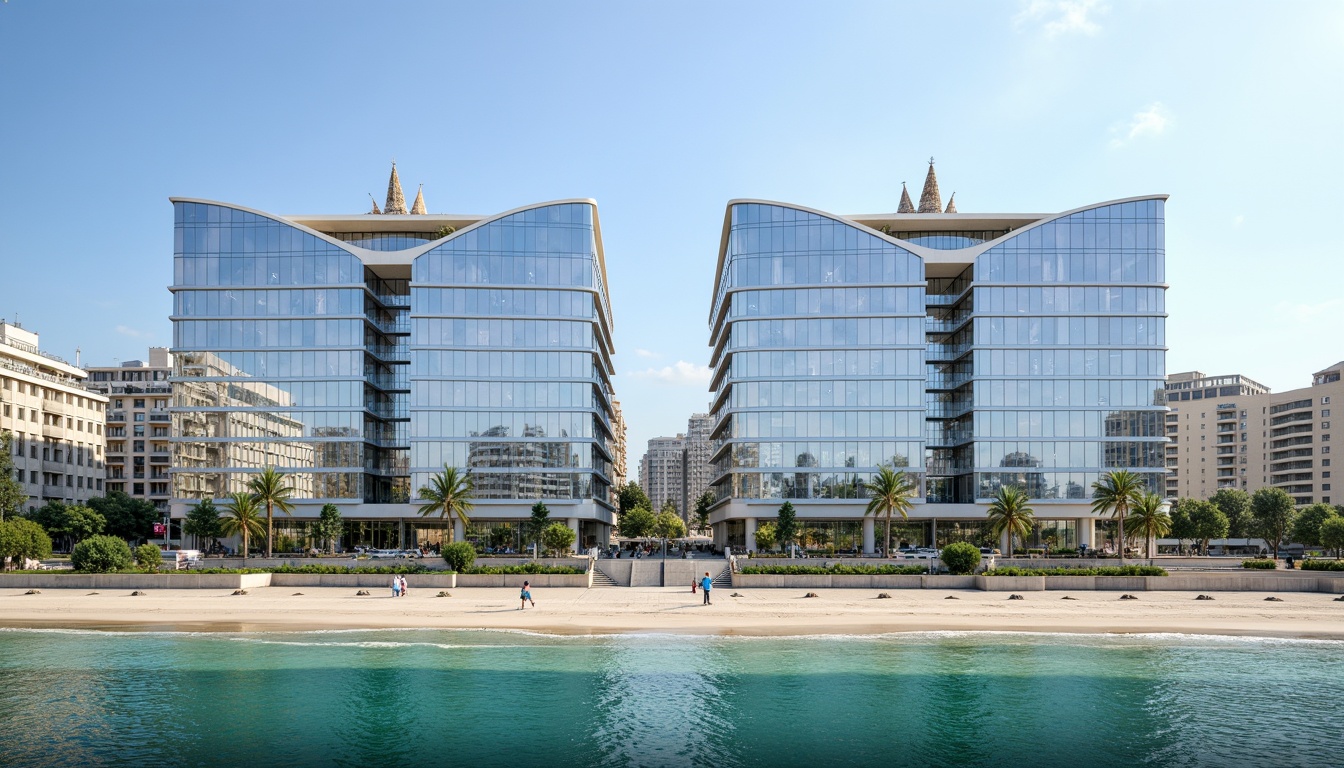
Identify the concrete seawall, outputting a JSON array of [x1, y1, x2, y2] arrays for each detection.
[[726, 572, 1344, 594]]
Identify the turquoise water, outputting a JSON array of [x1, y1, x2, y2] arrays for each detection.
[[0, 629, 1341, 767]]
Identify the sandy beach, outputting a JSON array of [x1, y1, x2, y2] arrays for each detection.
[[2, 586, 1343, 639]]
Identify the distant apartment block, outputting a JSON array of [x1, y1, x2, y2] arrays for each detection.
[[611, 399, 628, 496], [0, 321, 107, 509], [85, 348, 174, 512], [684, 412, 715, 507], [1164, 363, 1342, 505], [639, 434, 686, 517]]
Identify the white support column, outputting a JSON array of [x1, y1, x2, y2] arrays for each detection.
[[453, 518, 465, 544], [568, 517, 581, 553], [1078, 518, 1094, 550], [862, 517, 875, 556], [745, 517, 758, 553]]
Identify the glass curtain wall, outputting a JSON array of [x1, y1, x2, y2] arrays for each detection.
[[970, 199, 1168, 501], [409, 203, 616, 507], [170, 202, 387, 503], [709, 203, 927, 502]]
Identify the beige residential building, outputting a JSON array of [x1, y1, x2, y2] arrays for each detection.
[[1165, 363, 1343, 505], [0, 322, 108, 510], [85, 348, 173, 512], [639, 434, 686, 518], [610, 399, 628, 496]]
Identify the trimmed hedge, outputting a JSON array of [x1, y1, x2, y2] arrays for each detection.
[[462, 563, 584, 575], [739, 564, 928, 575], [1301, 559, 1344, 572], [984, 566, 1167, 577], [71, 536, 133, 573], [940, 542, 981, 575], [1241, 559, 1278, 570]]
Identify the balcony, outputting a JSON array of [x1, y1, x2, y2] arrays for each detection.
[[149, 412, 171, 423], [150, 452, 171, 464], [107, 411, 126, 423]]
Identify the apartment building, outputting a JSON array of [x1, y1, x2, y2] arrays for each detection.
[[611, 399, 628, 495], [639, 434, 686, 517], [685, 412, 715, 508], [1165, 363, 1343, 505], [85, 348, 174, 512], [0, 322, 107, 509]]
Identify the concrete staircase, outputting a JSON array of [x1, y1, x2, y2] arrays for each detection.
[[590, 568, 618, 587], [711, 565, 733, 590]]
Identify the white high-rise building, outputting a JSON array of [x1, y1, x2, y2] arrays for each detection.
[[85, 348, 174, 513], [640, 434, 686, 518]]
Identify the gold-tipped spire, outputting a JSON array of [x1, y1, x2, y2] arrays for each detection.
[[897, 182, 915, 214], [917, 157, 942, 213], [944, 193, 957, 214], [368, 194, 381, 215], [384, 162, 408, 215], [410, 184, 427, 215]]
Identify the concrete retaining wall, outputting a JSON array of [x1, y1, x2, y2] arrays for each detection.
[[454, 573, 590, 588], [976, 575, 1046, 591], [595, 560, 632, 586], [269, 573, 458, 589], [0, 573, 272, 590]]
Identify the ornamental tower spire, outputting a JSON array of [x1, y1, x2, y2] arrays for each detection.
[[944, 192, 957, 214], [368, 193, 381, 215], [410, 184, 427, 215], [897, 182, 915, 213], [917, 157, 942, 213], [384, 162, 408, 215]]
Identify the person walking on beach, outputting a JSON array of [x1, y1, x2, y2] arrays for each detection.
[[700, 571, 713, 605], [520, 580, 536, 610], [399, 575, 408, 598], [392, 575, 401, 598]]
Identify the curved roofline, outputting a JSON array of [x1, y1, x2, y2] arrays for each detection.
[[708, 194, 1169, 324]]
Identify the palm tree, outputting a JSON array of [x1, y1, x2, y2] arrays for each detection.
[[1091, 470, 1146, 565], [863, 466, 917, 557], [1127, 492, 1172, 559], [219, 492, 265, 560], [248, 467, 295, 558], [986, 486, 1035, 557], [417, 465, 475, 544]]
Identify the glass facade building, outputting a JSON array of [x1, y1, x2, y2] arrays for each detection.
[[707, 194, 1168, 553], [169, 196, 616, 551]]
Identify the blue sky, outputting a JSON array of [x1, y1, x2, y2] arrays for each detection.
[[1, 1, 1342, 460]]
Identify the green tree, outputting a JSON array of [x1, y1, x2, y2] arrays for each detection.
[[182, 499, 224, 550], [1291, 503, 1340, 550], [1210, 488, 1252, 538], [691, 491, 715, 535], [442, 541, 476, 571], [987, 486, 1036, 556], [314, 503, 343, 554], [219, 492, 265, 560], [0, 432, 27, 522], [1091, 470, 1146, 564], [0, 518, 52, 570], [88, 491, 159, 542], [541, 522, 577, 556], [617, 482, 651, 514], [753, 521, 778, 552], [526, 501, 551, 555], [617, 506, 656, 539], [1186, 499, 1229, 554], [135, 543, 162, 572], [71, 535, 133, 573], [1168, 499, 1195, 554], [654, 507, 687, 541], [863, 466, 917, 557], [1319, 516, 1344, 558], [416, 465, 474, 544], [248, 467, 296, 558], [776, 501, 799, 553], [940, 541, 981, 575], [1251, 487, 1297, 558], [1127, 493, 1172, 558]]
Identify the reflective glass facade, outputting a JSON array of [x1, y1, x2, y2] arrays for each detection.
[[708, 197, 1168, 533], [170, 199, 615, 537]]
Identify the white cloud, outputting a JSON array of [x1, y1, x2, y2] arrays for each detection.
[[627, 360, 713, 386], [1232, 215, 1244, 229], [633, 348, 659, 359], [1109, 102, 1171, 149], [115, 325, 149, 338], [1016, 0, 1107, 37], [1273, 298, 1342, 324]]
